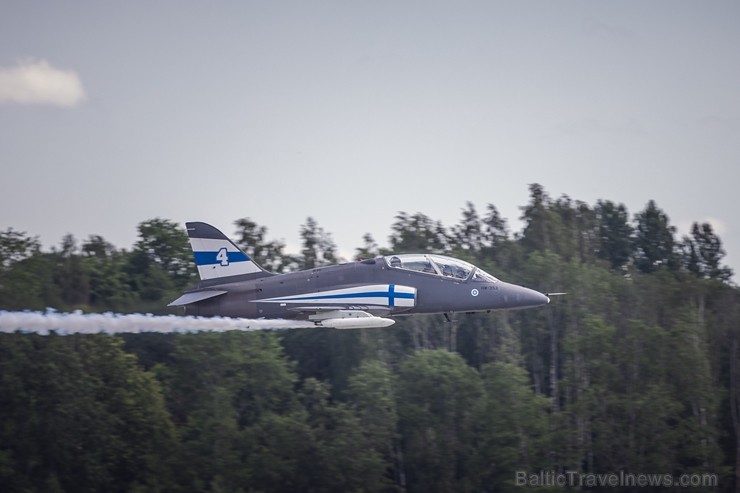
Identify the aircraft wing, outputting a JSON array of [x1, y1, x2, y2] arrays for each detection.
[[287, 305, 391, 315], [255, 284, 416, 309], [254, 284, 416, 329]]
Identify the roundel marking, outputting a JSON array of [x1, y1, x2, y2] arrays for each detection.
[[471, 288, 479, 297]]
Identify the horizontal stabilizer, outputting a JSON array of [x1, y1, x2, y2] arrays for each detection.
[[168, 290, 227, 307]]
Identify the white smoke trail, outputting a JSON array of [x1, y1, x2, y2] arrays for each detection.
[[0, 310, 317, 335]]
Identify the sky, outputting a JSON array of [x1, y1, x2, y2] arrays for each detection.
[[1, 1, 739, 276]]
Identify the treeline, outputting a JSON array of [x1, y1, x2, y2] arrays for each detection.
[[1, 183, 739, 492]]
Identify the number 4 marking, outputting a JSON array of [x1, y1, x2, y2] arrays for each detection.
[[216, 248, 229, 266]]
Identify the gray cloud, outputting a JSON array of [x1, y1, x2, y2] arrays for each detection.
[[0, 59, 86, 107]]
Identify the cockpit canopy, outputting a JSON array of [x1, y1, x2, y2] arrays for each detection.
[[384, 254, 498, 282]]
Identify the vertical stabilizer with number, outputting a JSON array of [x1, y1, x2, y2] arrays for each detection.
[[186, 221, 270, 281]]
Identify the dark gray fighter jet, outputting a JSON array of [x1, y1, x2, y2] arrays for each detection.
[[169, 222, 550, 329]]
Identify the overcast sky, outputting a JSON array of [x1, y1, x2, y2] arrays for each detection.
[[1, 1, 739, 276]]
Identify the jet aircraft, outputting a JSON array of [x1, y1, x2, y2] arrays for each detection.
[[169, 222, 551, 329]]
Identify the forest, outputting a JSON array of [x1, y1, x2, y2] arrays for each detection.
[[1, 183, 738, 493]]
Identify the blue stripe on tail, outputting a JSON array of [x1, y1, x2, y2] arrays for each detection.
[[193, 251, 250, 266]]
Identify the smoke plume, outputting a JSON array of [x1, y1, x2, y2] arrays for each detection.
[[0, 310, 316, 335]]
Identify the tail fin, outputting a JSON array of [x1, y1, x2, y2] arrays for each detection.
[[186, 222, 269, 281]]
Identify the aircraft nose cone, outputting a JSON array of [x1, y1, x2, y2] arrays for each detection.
[[501, 283, 550, 308]]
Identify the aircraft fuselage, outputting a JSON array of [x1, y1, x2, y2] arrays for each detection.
[[182, 257, 548, 319]]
